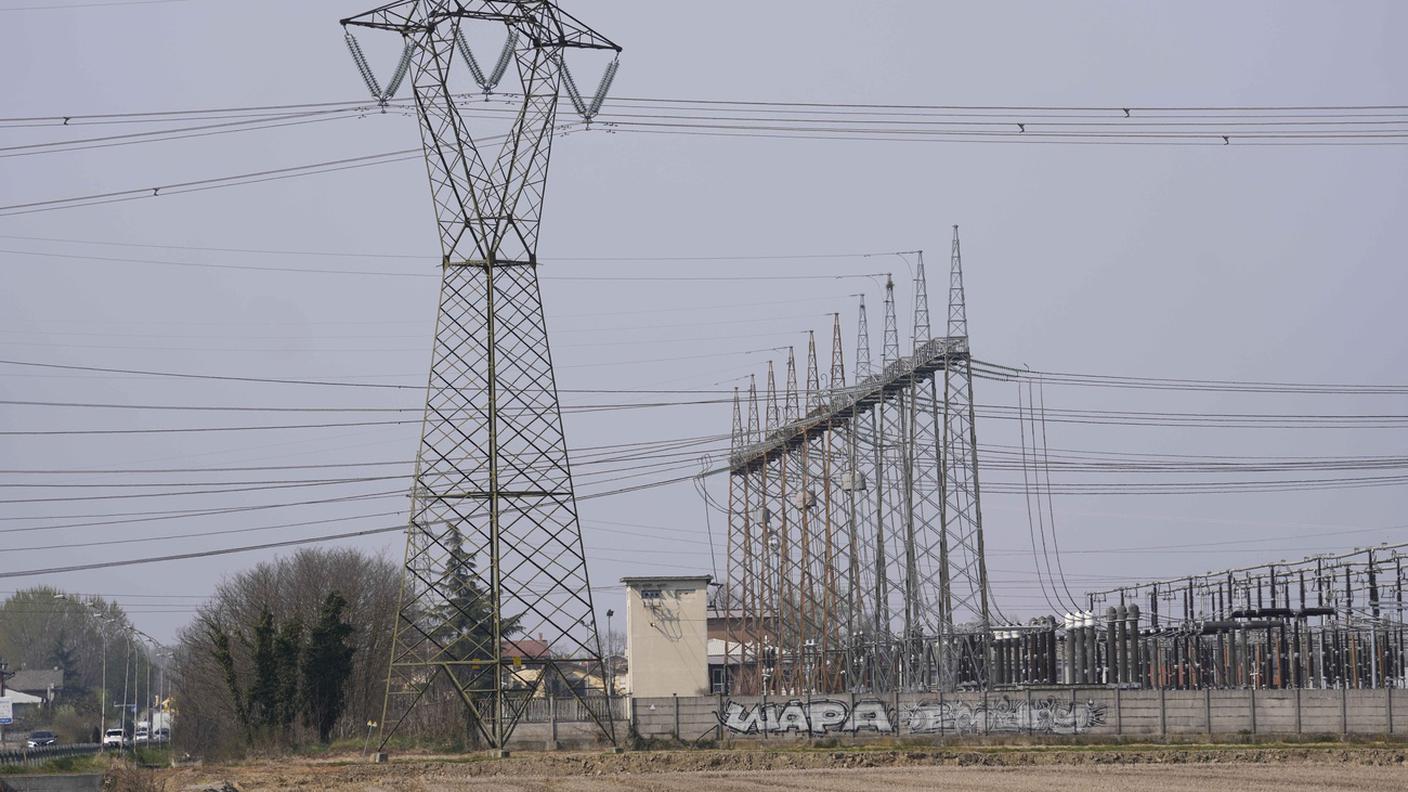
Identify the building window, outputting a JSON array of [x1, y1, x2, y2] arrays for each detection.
[[711, 667, 729, 694], [640, 589, 662, 599]]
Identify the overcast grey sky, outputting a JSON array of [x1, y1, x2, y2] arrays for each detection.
[[2, 0, 1406, 643]]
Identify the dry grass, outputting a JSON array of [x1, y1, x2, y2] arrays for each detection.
[[104, 763, 169, 792]]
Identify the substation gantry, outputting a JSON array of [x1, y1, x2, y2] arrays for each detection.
[[723, 228, 995, 696]]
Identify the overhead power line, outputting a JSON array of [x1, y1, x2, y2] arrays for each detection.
[[0, 524, 407, 579], [9, 93, 1408, 125], [4, 95, 1408, 216], [0, 245, 893, 282], [5, 357, 1407, 398], [0, 148, 423, 217], [975, 361, 1408, 396]]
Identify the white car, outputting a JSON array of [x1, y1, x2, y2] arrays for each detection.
[[134, 728, 149, 745], [102, 728, 127, 749]]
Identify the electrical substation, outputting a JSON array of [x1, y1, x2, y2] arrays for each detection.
[[718, 234, 1408, 700], [326, 1, 1408, 750]]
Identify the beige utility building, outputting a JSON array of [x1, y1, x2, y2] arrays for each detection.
[[620, 575, 711, 698]]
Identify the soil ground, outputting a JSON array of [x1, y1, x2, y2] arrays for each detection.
[[147, 744, 1408, 792]]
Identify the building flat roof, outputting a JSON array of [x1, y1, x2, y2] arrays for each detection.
[[620, 575, 712, 585]]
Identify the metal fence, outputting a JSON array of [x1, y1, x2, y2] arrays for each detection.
[[0, 743, 101, 768]]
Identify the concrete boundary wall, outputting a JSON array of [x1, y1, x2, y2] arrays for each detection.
[[630, 688, 1408, 743]]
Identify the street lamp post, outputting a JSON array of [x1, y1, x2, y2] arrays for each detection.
[[151, 647, 174, 765], [605, 609, 616, 699], [98, 621, 109, 742], [1, 658, 12, 746], [119, 632, 133, 755], [142, 642, 152, 747]]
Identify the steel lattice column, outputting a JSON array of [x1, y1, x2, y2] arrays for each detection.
[[937, 226, 993, 687], [343, 0, 621, 749]]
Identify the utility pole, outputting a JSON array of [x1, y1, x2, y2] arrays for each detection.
[[341, 1, 621, 750], [1, 658, 12, 745], [604, 609, 615, 698]]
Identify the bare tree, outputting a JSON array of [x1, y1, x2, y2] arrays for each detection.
[[172, 548, 399, 759]]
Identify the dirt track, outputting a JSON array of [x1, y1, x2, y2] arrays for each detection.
[[157, 746, 1408, 792]]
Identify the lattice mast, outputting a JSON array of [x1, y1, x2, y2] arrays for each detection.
[[795, 332, 841, 691], [940, 226, 992, 684], [723, 386, 751, 692], [874, 277, 911, 690], [905, 252, 949, 686], [828, 313, 864, 686], [848, 293, 886, 688], [762, 362, 786, 693], [341, 1, 621, 749], [735, 376, 769, 694]]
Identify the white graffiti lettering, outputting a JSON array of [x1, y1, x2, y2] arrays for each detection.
[[904, 696, 1107, 735], [842, 699, 892, 733], [719, 696, 1105, 736], [809, 699, 848, 732], [719, 698, 893, 735], [721, 700, 766, 733]]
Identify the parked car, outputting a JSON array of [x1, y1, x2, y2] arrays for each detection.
[[153, 727, 170, 744], [25, 730, 57, 748], [134, 727, 149, 745], [101, 728, 127, 749]]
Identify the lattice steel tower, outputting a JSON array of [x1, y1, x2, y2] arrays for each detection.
[[937, 226, 992, 685], [340, 1, 620, 749]]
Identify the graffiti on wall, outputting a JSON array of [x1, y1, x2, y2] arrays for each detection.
[[721, 699, 893, 734], [719, 696, 1106, 736], [905, 696, 1106, 735]]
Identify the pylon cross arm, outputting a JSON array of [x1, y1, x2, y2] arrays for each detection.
[[343, 0, 620, 53]]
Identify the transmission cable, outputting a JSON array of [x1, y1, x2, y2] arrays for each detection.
[[1016, 379, 1062, 614], [1035, 377, 1082, 608], [0, 524, 408, 580]]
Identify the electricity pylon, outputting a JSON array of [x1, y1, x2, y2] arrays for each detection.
[[340, 1, 620, 749]]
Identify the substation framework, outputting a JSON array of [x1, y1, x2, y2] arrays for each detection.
[[723, 228, 995, 695], [719, 230, 1408, 697], [341, 1, 621, 749]]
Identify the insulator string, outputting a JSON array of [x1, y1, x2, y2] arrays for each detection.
[[562, 57, 621, 123], [455, 28, 516, 94], [343, 31, 381, 102]]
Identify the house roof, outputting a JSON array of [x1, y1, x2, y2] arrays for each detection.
[[0, 690, 43, 705], [7, 669, 63, 693], [502, 638, 550, 659]]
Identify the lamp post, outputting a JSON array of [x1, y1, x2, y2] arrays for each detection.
[[142, 640, 152, 747], [98, 619, 111, 742], [155, 647, 174, 766], [605, 609, 616, 698], [118, 631, 134, 755], [1, 658, 12, 746]]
